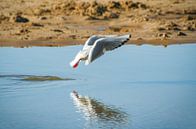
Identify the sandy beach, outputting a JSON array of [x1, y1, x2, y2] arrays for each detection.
[[0, 0, 195, 47]]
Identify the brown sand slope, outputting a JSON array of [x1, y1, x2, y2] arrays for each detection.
[[0, 0, 196, 47]]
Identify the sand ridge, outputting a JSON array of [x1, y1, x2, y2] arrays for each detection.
[[0, 0, 195, 47]]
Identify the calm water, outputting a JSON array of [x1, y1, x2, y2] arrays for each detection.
[[0, 44, 196, 129]]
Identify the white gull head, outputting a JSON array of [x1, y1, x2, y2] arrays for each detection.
[[70, 50, 88, 68]]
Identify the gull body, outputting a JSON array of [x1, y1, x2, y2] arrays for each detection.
[[70, 34, 131, 68]]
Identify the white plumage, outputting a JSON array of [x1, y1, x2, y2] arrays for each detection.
[[70, 34, 131, 68]]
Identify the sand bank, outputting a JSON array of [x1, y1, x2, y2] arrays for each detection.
[[0, 0, 195, 47]]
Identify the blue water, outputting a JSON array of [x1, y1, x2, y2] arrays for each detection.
[[0, 44, 196, 129]]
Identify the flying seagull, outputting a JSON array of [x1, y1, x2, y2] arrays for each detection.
[[70, 34, 131, 68]]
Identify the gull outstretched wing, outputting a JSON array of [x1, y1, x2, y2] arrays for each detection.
[[86, 34, 131, 64]]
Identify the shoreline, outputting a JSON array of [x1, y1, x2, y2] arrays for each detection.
[[0, 39, 195, 48]]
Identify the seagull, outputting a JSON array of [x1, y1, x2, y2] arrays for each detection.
[[70, 34, 131, 68]]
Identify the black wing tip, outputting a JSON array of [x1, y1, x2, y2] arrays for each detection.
[[124, 34, 131, 42], [123, 36, 130, 44], [126, 34, 131, 42]]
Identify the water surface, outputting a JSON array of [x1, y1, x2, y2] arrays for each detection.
[[0, 44, 196, 129]]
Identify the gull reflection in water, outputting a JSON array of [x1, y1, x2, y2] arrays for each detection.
[[70, 91, 129, 129]]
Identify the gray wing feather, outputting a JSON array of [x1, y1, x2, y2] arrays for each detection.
[[87, 34, 131, 63], [104, 34, 130, 51], [83, 35, 121, 49], [88, 38, 105, 63], [83, 35, 104, 49]]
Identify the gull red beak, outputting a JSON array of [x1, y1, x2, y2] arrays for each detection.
[[70, 59, 80, 68], [73, 61, 79, 68]]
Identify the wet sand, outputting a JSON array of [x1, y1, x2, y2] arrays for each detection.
[[0, 0, 196, 47]]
